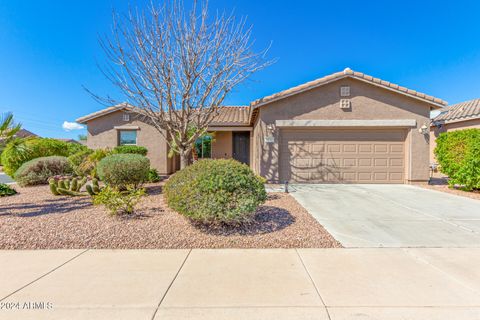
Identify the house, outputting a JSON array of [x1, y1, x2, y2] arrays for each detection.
[[14, 129, 38, 138], [55, 138, 81, 144], [430, 98, 480, 161], [77, 68, 446, 184]]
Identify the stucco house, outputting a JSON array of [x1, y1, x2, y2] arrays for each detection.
[[430, 98, 480, 161], [77, 68, 446, 184]]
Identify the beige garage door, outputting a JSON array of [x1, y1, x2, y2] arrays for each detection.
[[280, 129, 406, 183]]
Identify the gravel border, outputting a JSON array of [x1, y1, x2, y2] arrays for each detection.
[[419, 184, 480, 201], [0, 183, 341, 249]]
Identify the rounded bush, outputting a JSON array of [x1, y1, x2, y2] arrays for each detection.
[[435, 128, 480, 190], [164, 159, 267, 225], [113, 145, 148, 156], [97, 154, 150, 188], [14, 156, 73, 187]]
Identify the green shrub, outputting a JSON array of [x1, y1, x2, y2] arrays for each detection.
[[97, 154, 150, 188], [76, 148, 111, 177], [14, 156, 72, 187], [148, 168, 161, 182], [113, 145, 148, 156], [66, 142, 88, 155], [0, 138, 81, 176], [93, 186, 145, 215], [164, 159, 267, 225], [0, 183, 17, 197], [68, 149, 94, 176], [435, 128, 480, 191]]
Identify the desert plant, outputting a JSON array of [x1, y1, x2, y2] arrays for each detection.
[[76, 148, 111, 177], [0, 183, 17, 197], [113, 145, 148, 156], [93, 186, 145, 215], [435, 128, 480, 191], [96, 154, 149, 189], [164, 159, 267, 225], [49, 176, 88, 196], [86, 178, 104, 196], [68, 149, 94, 176], [66, 142, 88, 156], [14, 156, 72, 187], [147, 168, 161, 182], [0, 138, 81, 176]]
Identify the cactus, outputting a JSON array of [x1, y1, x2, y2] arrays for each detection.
[[49, 179, 60, 195], [49, 176, 88, 196], [86, 178, 103, 196]]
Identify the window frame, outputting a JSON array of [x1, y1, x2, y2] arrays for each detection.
[[118, 130, 138, 146]]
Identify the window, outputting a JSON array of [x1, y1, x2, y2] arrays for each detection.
[[195, 135, 212, 158], [123, 113, 130, 121], [119, 130, 137, 145]]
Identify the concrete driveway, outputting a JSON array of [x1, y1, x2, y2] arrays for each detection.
[[290, 184, 480, 248], [0, 173, 14, 184]]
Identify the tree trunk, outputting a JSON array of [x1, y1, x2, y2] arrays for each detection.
[[179, 148, 190, 169]]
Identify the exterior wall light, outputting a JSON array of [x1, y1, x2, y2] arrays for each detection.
[[418, 123, 428, 134]]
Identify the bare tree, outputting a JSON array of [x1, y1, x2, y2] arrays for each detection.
[[91, 0, 272, 168]]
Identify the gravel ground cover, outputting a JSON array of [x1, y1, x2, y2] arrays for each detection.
[[419, 184, 480, 201], [0, 183, 341, 249]]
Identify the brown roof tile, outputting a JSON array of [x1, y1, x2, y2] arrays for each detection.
[[433, 99, 480, 124], [210, 106, 250, 125], [77, 103, 250, 126]]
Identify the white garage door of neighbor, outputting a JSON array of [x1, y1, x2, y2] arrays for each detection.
[[279, 129, 406, 183]]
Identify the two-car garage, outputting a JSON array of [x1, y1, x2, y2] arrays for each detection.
[[279, 129, 407, 183], [252, 70, 447, 184]]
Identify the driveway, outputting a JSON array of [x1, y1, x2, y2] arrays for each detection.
[[290, 184, 480, 248], [0, 173, 14, 184]]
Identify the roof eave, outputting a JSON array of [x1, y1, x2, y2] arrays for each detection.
[[251, 74, 446, 110]]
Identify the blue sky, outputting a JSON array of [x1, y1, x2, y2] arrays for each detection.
[[1, 0, 479, 139]]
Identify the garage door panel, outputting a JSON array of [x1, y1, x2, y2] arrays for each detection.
[[280, 129, 406, 184]]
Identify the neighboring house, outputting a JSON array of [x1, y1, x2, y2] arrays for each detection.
[[14, 129, 38, 138], [77, 68, 446, 184], [430, 98, 480, 162], [55, 138, 81, 144]]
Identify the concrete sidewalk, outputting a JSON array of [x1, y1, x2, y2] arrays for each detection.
[[1, 249, 480, 319]]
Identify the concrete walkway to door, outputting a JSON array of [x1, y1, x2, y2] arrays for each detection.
[[1, 248, 480, 319], [289, 184, 480, 248]]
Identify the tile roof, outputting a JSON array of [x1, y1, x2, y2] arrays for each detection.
[[210, 106, 250, 125], [77, 103, 250, 126], [432, 98, 480, 124], [76, 103, 131, 124], [251, 68, 447, 109], [14, 129, 38, 138]]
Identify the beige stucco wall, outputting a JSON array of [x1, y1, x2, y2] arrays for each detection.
[[211, 131, 232, 159], [253, 78, 433, 183], [85, 110, 173, 174], [430, 118, 480, 162]]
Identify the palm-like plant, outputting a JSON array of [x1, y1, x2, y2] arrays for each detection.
[[0, 113, 21, 143]]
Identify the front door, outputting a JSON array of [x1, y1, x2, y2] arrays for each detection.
[[232, 132, 250, 165]]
